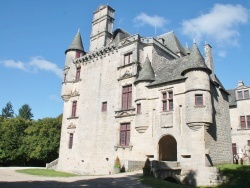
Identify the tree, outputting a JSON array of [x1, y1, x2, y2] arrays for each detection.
[[18, 104, 34, 120], [1, 102, 14, 118]]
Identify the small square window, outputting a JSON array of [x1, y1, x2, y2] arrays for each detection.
[[102, 102, 107, 112], [124, 52, 132, 65], [75, 51, 81, 59], [195, 94, 203, 106]]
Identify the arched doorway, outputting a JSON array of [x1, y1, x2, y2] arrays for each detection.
[[159, 135, 177, 161]]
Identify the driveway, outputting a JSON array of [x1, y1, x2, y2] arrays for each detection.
[[0, 167, 150, 188]]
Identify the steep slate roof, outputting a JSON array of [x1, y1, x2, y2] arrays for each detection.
[[157, 31, 187, 56], [134, 56, 155, 84], [65, 31, 85, 54], [228, 89, 237, 107], [181, 43, 211, 76], [148, 43, 212, 86], [110, 28, 131, 46]]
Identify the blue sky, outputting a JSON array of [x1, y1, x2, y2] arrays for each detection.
[[0, 0, 249, 119]]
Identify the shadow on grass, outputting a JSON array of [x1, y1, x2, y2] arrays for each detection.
[[217, 164, 250, 188]]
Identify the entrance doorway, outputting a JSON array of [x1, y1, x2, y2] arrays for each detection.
[[159, 135, 177, 161]]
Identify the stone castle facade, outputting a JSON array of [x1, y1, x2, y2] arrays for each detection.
[[57, 5, 233, 186], [228, 81, 250, 164]]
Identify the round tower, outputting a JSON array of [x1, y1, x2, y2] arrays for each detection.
[[134, 56, 155, 133], [61, 31, 85, 101], [181, 43, 213, 128]]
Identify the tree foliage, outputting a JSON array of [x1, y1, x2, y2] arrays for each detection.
[[18, 104, 34, 120], [0, 113, 62, 167], [1, 102, 14, 118]]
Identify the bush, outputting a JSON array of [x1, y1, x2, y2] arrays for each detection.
[[114, 156, 121, 168]]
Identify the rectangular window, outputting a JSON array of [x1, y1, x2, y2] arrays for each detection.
[[232, 143, 237, 155], [122, 85, 132, 110], [240, 116, 246, 129], [102, 102, 107, 112], [124, 52, 132, 65], [162, 91, 174, 111], [238, 91, 243, 100], [120, 123, 130, 146], [195, 94, 203, 106], [244, 90, 249, 99], [69, 133, 74, 149], [75, 51, 81, 59], [247, 116, 250, 129], [71, 101, 77, 117], [137, 103, 141, 114], [75, 67, 81, 81], [248, 140, 250, 146]]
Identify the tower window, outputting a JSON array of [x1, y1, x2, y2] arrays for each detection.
[[75, 67, 81, 81], [69, 133, 74, 149], [75, 51, 81, 59], [102, 102, 107, 112], [137, 103, 141, 114], [195, 94, 203, 106], [239, 115, 250, 129], [71, 101, 77, 118]]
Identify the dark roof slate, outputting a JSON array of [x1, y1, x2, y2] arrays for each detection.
[[228, 89, 236, 107], [65, 31, 85, 54], [135, 56, 155, 84]]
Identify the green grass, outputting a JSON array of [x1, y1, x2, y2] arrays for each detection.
[[140, 164, 250, 188], [16, 168, 78, 177], [140, 176, 191, 188], [216, 164, 250, 188]]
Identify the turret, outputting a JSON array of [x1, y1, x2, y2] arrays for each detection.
[[89, 5, 115, 51], [62, 31, 85, 101], [182, 43, 212, 127]]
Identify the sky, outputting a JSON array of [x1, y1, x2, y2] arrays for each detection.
[[0, 0, 249, 120]]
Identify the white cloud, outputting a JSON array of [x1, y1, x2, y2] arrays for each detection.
[[181, 4, 248, 46], [134, 12, 168, 29], [0, 56, 63, 79]]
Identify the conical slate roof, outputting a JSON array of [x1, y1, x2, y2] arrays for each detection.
[[181, 43, 211, 75], [65, 31, 85, 54], [134, 56, 155, 84]]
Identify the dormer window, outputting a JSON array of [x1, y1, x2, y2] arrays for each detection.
[[237, 90, 249, 100]]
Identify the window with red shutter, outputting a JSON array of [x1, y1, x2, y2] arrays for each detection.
[[122, 85, 132, 110], [75, 67, 81, 81], [120, 123, 130, 146], [102, 102, 107, 112], [72, 101, 77, 117], [75, 51, 81, 59], [124, 52, 132, 65]]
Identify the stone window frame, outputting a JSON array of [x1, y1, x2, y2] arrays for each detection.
[[68, 133, 74, 149], [162, 90, 174, 112], [102, 101, 107, 112], [122, 84, 132, 110], [71, 100, 77, 118], [119, 123, 130, 146], [239, 115, 250, 129], [237, 90, 249, 100], [195, 94, 204, 106], [136, 103, 141, 114]]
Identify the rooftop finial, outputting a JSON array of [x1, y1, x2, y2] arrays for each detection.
[[78, 28, 80, 33], [193, 38, 196, 44]]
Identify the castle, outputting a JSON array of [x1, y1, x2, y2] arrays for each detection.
[[57, 5, 233, 186]]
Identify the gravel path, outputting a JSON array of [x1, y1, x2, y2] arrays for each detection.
[[0, 167, 150, 188]]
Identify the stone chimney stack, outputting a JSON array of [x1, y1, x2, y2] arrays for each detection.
[[204, 44, 214, 73], [238, 81, 244, 87]]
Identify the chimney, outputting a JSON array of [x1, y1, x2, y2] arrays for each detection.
[[204, 44, 214, 73], [238, 81, 244, 87]]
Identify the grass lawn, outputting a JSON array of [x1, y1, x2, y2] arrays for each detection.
[[140, 164, 250, 188], [16, 168, 78, 177]]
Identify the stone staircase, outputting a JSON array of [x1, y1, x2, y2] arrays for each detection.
[[46, 158, 59, 170]]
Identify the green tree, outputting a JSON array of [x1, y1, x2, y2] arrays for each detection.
[[1, 102, 14, 118], [22, 114, 62, 165], [0, 117, 30, 166], [18, 104, 34, 120]]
